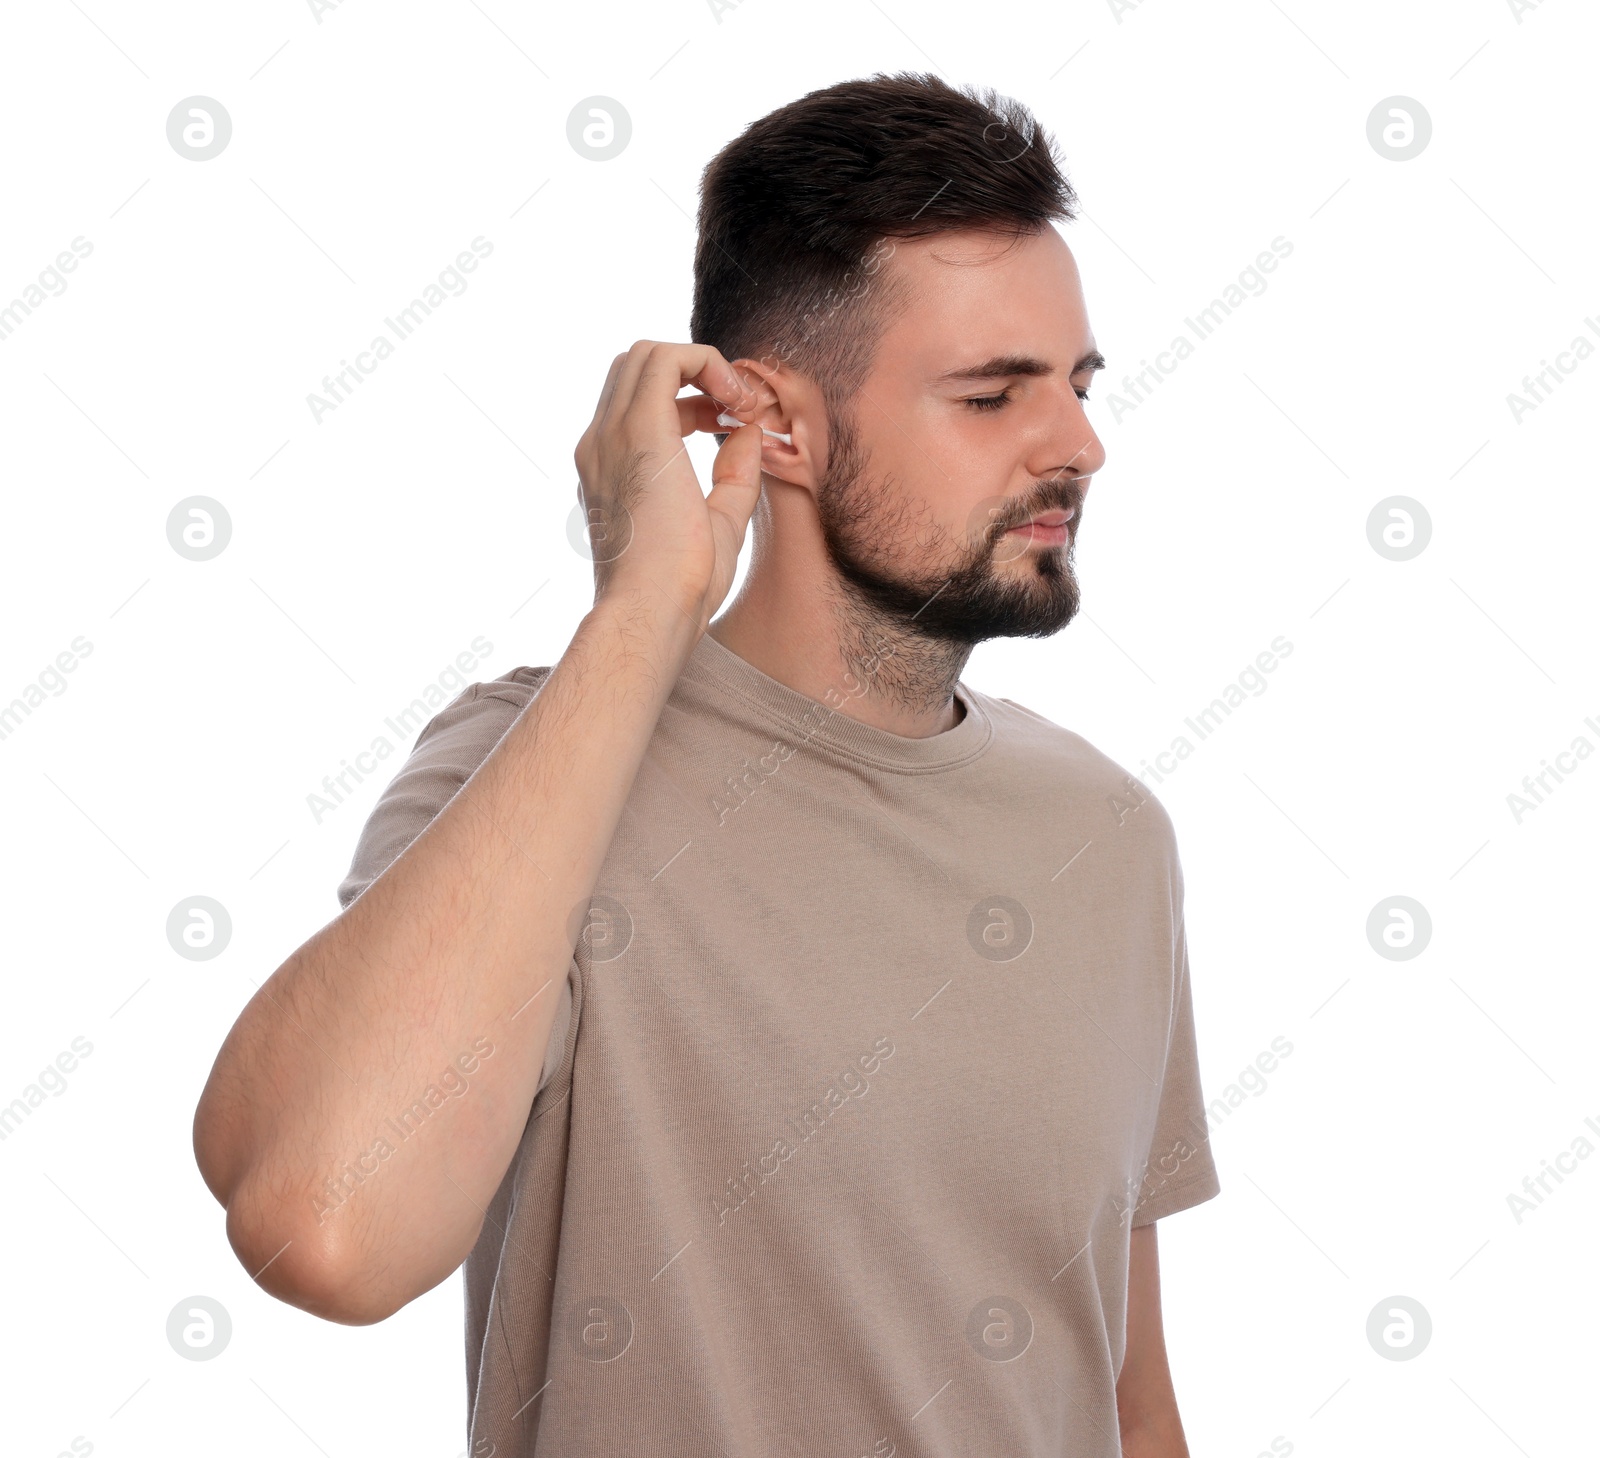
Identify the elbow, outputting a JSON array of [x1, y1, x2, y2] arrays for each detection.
[[222, 1193, 407, 1326], [191, 1060, 244, 1209], [192, 1059, 416, 1325], [194, 1078, 473, 1326], [192, 1075, 395, 1323]]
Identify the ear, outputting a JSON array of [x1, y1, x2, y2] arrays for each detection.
[[726, 354, 823, 491]]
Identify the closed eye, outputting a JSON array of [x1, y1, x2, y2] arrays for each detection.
[[963, 385, 1091, 410]]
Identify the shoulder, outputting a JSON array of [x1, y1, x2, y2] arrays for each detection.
[[470, 663, 553, 710], [414, 665, 553, 750], [976, 688, 1181, 852], [483, 663, 553, 696], [334, 665, 554, 911]]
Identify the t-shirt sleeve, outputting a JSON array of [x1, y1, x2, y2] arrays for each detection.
[[1130, 911, 1221, 1226], [334, 672, 572, 1099]]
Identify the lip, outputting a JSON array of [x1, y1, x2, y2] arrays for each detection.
[[1004, 508, 1074, 545]]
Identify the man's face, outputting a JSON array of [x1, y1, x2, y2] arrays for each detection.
[[816, 226, 1106, 644]]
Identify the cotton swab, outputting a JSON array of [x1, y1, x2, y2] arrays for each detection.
[[716, 410, 792, 445]]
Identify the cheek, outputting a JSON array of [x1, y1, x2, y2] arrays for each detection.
[[943, 441, 1030, 546], [856, 400, 1017, 547]]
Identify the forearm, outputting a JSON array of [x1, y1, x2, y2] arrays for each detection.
[[1117, 1222, 1191, 1456], [193, 586, 701, 1322], [1118, 1407, 1190, 1458]]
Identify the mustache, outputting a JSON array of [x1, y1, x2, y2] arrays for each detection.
[[988, 474, 1087, 539]]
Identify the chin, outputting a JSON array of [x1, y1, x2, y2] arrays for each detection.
[[918, 580, 1081, 644]]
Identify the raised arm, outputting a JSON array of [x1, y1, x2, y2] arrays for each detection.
[[191, 342, 769, 1324]]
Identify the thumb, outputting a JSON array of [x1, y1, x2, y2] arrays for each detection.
[[703, 420, 765, 541]]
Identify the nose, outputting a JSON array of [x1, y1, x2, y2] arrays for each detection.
[[1027, 381, 1106, 496]]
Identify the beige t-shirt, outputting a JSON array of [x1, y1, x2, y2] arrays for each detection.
[[337, 628, 1220, 1456]]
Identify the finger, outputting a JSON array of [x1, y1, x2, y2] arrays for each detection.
[[690, 352, 763, 413], [590, 350, 633, 429], [597, 339, 662, 438], [577, 350, 630, 473], [675, 392, 732, 438], [703, 421, 765, 538], [614, 342, 761, 437]]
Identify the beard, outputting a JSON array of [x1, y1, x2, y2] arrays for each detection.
[[815, 409, 1085, 647]]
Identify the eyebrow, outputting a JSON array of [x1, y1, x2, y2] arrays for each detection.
[[934, 350, 1107, 383]]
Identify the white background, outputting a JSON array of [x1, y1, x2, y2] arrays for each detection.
[[2, 1, 1595, 1454]]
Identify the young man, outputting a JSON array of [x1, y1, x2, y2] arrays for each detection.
[[194, 73, 1220, 1457]]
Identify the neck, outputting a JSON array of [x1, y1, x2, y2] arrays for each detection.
[[707, 567, 972, 741]]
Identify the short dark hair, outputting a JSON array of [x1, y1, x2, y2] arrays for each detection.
[[690, 72, 1078, 413]]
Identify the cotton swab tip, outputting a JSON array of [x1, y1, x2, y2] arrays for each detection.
[[716, 411, 791, 445]]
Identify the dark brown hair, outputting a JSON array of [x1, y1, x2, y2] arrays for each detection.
[[691, 72, 1078, 412]]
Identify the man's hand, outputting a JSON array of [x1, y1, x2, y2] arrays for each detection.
[[1116, 1223, 1192, 1458], [574, 340, 768, 632]]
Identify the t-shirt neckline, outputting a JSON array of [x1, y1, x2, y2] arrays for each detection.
[[678, 628, 993, 773]]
